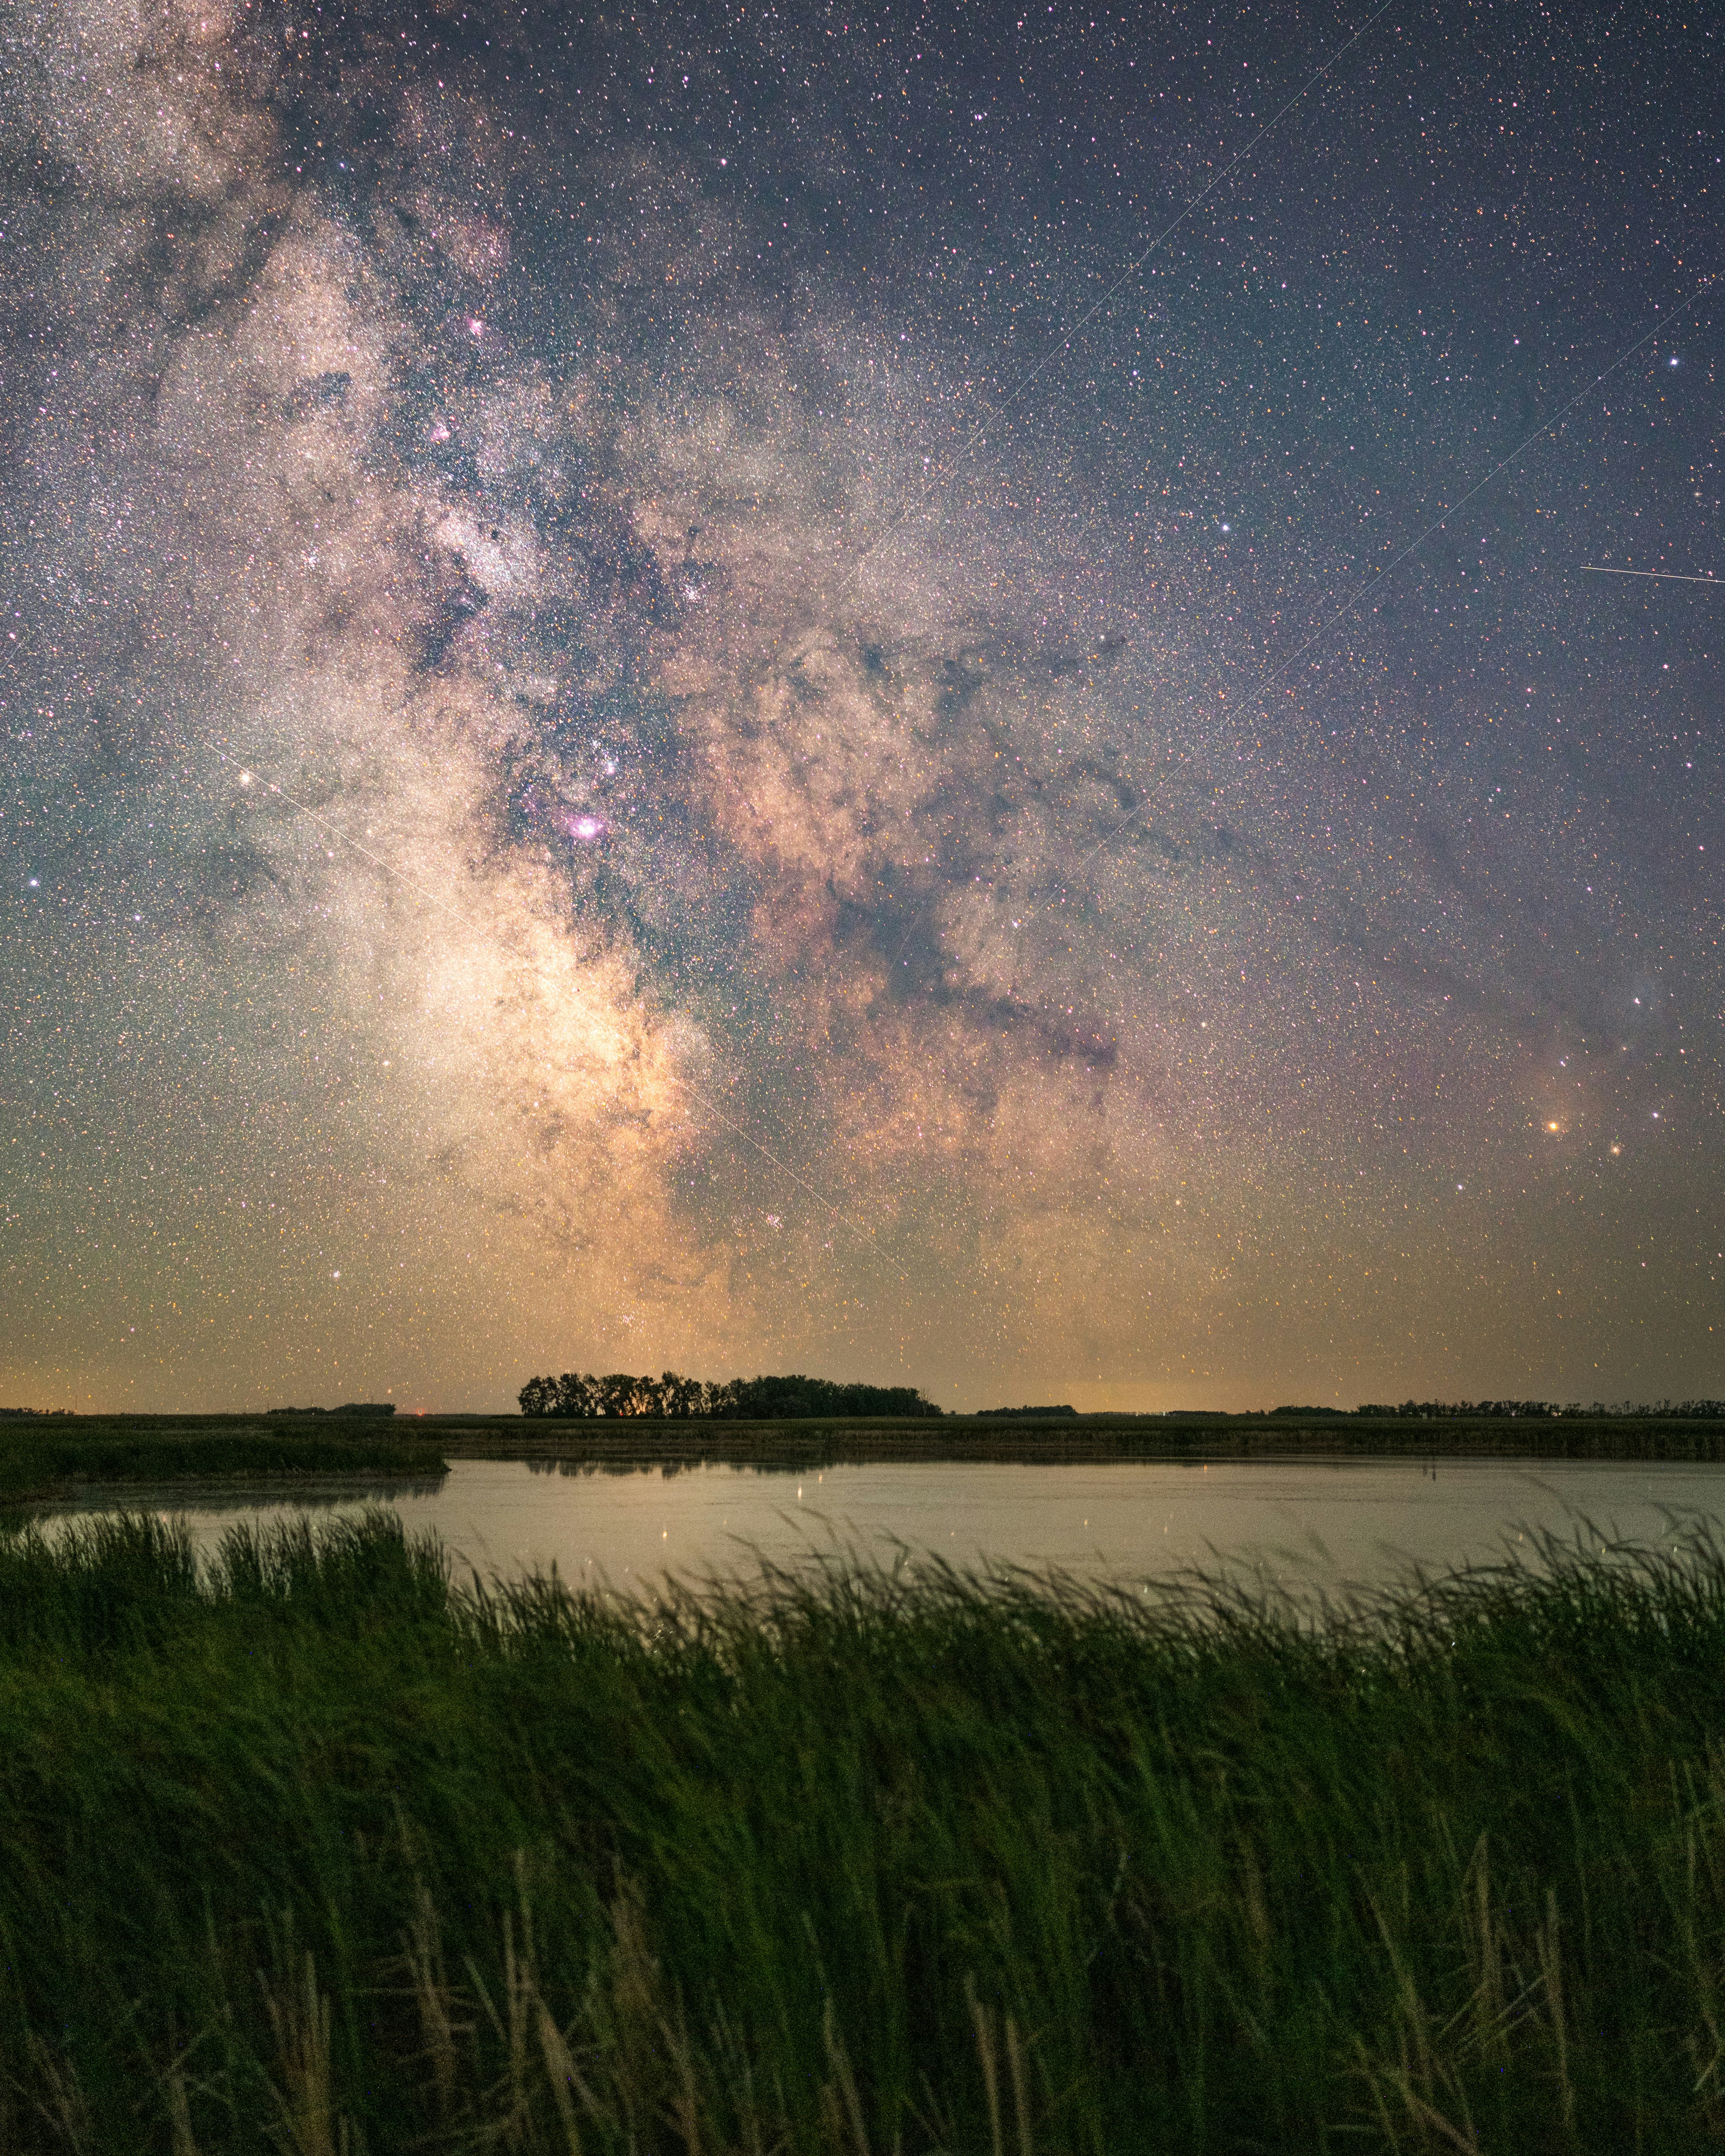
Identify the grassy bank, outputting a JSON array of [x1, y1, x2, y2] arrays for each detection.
[[2, 1516, 1724, 2149], [8, 1414, 1725, 1493], [447, 1409, 1725, 1467], [0, 1416, 448, 1505]]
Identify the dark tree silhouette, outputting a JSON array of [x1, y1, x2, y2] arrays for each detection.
[[516, 1370, 943, 1420]]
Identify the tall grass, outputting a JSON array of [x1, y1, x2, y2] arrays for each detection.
[[0, 1511, 1723, 2150]]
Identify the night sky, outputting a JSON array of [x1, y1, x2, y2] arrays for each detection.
[[1, 0, 1719, 1413]]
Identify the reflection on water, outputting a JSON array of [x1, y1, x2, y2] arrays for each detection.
[[26, 1476, 449, 1520], [30, 1455, 1725, 1597]]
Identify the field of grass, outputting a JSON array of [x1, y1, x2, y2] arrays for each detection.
[[6, 1414, 1723, 1506], [3, 1510, 1725, 2151], [449, 1409, 1725, 1468], [0, 1416, 448, 1506]]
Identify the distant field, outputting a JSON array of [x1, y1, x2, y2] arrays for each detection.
[[449, 1410, 1725, 1467], [5, 1412, 1725, 1505], [0, 1414, 448, 1504]]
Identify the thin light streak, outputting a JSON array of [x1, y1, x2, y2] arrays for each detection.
[[1047, 272, 1720, 902], [1241, 275, 1718, 709], [1581, 565, 1723, 585], [838, 0, 1402, 592], [218, 750, 468, 924], [216, 25, 1694, 1272], [214, 750, 881, 1248], [220, 6, 1403, 1264]]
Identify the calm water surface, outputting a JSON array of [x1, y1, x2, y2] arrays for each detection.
[[35, 1455, 1725, 1596]]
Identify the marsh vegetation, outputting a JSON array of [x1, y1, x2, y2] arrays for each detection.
[[6, 1413, 1725, 1512], [0, 1416, 447, 1507], [1, 1510, 1724, 2150]]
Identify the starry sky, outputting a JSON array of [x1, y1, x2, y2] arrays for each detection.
[[1, 0, 1719, 1413]]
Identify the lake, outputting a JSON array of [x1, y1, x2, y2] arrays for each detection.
[[29, 1453, 1725, 1598]]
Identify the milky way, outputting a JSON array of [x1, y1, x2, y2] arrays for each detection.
[[2, 0, 1720, 1410]]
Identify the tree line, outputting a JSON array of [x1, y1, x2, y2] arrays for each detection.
[[265, 1404, 398, 1418], [1350, 1399, 1725, 1420], [518, 1372, 944, 1420]]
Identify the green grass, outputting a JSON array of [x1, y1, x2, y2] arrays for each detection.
[[0, 1416, 448, 1504], [2, 1514, 1725, 2150]]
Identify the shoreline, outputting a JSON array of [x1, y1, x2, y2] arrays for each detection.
[[5, 1413, 1725, 1506]]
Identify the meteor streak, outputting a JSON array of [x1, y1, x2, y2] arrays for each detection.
[[1581, 566, 1723, 585]]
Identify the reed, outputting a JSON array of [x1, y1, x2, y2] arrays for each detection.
[[0, 1510, 1722, 2150]]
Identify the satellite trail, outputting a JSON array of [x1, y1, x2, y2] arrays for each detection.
[[1581, 565, 1722, 585]]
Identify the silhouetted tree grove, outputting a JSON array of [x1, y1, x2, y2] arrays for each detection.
[[517, 1371, 943, 1420]]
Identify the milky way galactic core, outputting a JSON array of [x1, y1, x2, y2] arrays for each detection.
[[1, 1, 1719, 1410]]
